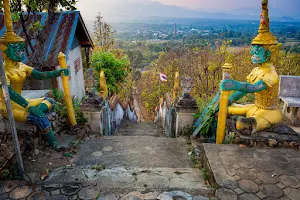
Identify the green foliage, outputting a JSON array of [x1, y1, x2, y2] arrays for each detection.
[[91, 164, 105, 171], [201, 168, 210, 182], [224, 132, 235, 144], [52, 88, 87, 125], [91, 51, 130, 95]]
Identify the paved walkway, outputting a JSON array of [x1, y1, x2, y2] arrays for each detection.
[[203, 144, 300, 200], [0, 122, 212, 199]]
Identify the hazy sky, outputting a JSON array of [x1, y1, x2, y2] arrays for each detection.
[[153, 0, 262, 10], [76, 0, 300, 21], [77, 0, 298, 11]]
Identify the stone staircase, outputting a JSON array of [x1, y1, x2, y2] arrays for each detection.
[[40, 121, 213, 199], [115, 121, 165, 137]]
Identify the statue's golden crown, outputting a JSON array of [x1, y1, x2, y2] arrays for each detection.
[[252, 0, 278, 46]]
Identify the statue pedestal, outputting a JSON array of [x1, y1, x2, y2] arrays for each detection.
[[80, 96, 105, 134], [175, 95, 198, 137]]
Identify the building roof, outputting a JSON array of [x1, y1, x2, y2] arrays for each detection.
[[0, 11, 93, 67]]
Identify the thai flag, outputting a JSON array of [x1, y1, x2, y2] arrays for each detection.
[[160, 73, 167, 82]]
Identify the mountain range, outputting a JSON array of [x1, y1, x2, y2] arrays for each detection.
[[77, 0, 300, 23]]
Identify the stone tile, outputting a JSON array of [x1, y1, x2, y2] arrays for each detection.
[[279, 197, 290, 200], [260, 184, 283, 198], [254, 152, 272, 162], [266, 149, 287, 155], [219, 151, 236, 157], [233, 175, 241, 181], [237, 150, 254, 158], [254, 161, 275, 172], [257, 172, 279, 184], [279, 175, 300, 188], [51, 189, 60, 196], [285, 149, 300, 157], [0, 184, 4, 196], [234, 188, 244, 195], [193, 196, 209, 200], [0, 192, 9, 200], [283, 187, 300, 200], [61, 184, 81, 196], [272, 155, 290, 164], [71, 194, 79, 200], [42, 184, 62, 192], [238, 180, 259, 193], [232, 164, 241, 170], [78, 186, 99, 200], [3, 181, 19, 193], [158, 191, 193, 200], [238, 159, 255, 169], [238, 193, 259, 200], [121, 191, 159, 200], [237, 168, 257, 180], [27, 191, 50, 200], [99, 193, 120, 200], [220, 155, 238, 165], [9, 186, 32, 199], [255, 191, 267, 199], [256, 149, 267, 153], [215, 188, 237, 200], [49, 195, 68, 200], [213, 171, 237, 189], [276, 183, 286, 189], [254, 178, 264, 185], [274, 163, 296, 176], [225, 166, 237, 176]]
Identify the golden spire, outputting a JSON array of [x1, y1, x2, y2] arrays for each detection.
[[252, 0, 278, 45], [0, 0, 25, 45]]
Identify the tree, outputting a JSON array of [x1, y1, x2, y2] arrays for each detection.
[[0, 0, 77, 69], [91, 51, 130, 95], [93, 12, 115, 51]]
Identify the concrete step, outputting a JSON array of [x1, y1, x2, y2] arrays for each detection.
[[115, 121, 165, 137], [72, 136, 191, 168], [43, 167, 213, 196]]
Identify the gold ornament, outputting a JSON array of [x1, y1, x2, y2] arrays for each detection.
[[0, 0, 25, 44]]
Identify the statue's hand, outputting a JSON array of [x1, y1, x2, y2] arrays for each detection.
[[220, 79, 241, 91], [28, 106, 45, 118], [59, 69, 70, 76]]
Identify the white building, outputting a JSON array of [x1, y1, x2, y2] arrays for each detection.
[[0, 11, 94, 100]]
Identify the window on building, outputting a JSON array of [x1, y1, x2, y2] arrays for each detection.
[[75, 58, 81, 73]]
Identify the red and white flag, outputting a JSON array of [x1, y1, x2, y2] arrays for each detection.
[[160, 73, 167, 82]]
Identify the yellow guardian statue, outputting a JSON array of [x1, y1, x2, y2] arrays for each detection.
[[0, 0, 70, 148], [173, 70, 179, 104], [99, 69, 108, 99], [220, 0, 282, 134]]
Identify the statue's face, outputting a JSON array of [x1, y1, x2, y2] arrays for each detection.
[[250, 45, 271, 64], [4, 42, 26, 62]]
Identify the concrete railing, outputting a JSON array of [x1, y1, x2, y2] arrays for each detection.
[[81, 95, 138, 136], [155, 93, 199, 137], [155, 94, 176, 137]]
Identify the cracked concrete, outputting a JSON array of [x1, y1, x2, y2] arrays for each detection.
[[43, 167, 212, 195]]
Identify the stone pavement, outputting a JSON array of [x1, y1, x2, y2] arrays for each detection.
[[0, 122, 213, 199], [0, 180, 211, 200], [203, 144, 300, 200]]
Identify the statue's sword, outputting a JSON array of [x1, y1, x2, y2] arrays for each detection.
[[216, 63, 232, 144], [58, 52, 77, 126]]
